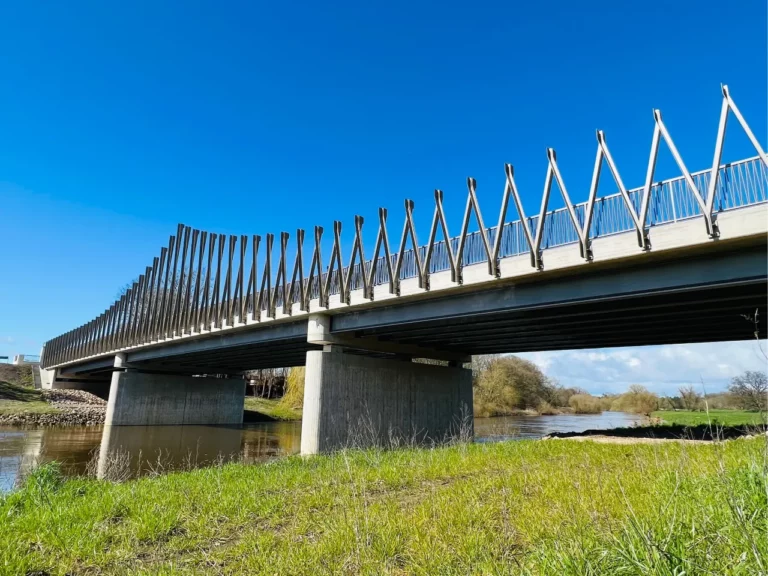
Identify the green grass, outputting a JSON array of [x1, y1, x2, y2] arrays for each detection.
[[1, 438, 766, 575], [244, 396, 302, 421], [652, 409, 766, 426], [0, 399, 59, 415], [0, 379, 59, 416], [0, 364, 33, 388]]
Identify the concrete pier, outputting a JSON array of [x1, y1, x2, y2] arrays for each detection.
[[300, 349, 473, 455], [105, 371, 245, 426]]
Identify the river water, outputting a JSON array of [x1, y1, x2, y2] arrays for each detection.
[[0, 411, 643, 491]]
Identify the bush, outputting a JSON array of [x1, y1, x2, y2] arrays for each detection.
[[599, 395, 617, 411], [704, 392, 740, 410], [568, 394, 603, 414], [535, 400, 560, 415], [280, 367, 305, 410], [541, 385, 584, 408], [611, 384, 659, 415], [473, 355, 552, 417]]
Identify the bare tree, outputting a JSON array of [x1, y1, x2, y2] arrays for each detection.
[[678, 385, 701, 411], [245, 368, 287, 399], [728, 371, 767, 412], [470, 354, 500, 380]]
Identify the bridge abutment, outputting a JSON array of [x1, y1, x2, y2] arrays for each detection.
[[105, 369, 245, 426], [300, 348, 473, 455], [40, 366, 111, 399]]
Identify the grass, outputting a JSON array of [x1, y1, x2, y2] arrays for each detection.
[[1, 437, 766, 575], [0, 364, 33, 388], [0, 379, 59, 416], [0, 399, 59, 415], [652, 409, 765, 426], [244, 396, 302, 421]]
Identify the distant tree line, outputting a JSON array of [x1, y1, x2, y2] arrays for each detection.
[[473, 357, 766, 418], [471, 356, 663, 417], [245, 357, 766, 419], [660, 371, 767, 412]]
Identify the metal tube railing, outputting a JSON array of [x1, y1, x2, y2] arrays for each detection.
[[41, 84, 768, 369]]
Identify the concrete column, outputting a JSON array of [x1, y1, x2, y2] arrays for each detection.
[[39, 366, 58, 390], [105, 371, 245, 426], [300, 349, 473, 455]]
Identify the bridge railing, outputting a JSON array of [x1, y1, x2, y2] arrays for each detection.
[[41, 85, 768, 369], [330, 155, 767, 289]]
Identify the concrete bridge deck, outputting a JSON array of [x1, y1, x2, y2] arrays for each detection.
[[58, 210, 766, 376]]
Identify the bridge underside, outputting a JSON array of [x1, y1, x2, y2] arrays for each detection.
[[344, 279, 766, 355], [333, 244, 767, 354]]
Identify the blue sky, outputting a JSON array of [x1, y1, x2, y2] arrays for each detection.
[[1, 1, 766, 393]]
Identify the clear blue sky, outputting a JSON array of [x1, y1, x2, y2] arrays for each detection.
[[1, 1, 765, 390]]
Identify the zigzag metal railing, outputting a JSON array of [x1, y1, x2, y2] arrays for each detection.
[[41, 85, 768, 369]]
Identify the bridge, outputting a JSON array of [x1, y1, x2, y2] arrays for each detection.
[[40, 85, 768, 454]]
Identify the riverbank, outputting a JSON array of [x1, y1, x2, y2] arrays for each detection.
[[0, 393, 303, 426], [546, 422, 767, 442], [2, 436, 765, 574], [244, 396, 302, 421], [0, 376, 302, 425], [0, 380, 106, 426], [0, 388, 569, 426]]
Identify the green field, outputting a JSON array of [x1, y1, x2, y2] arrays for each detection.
[[2, 437, 765, 575], [652, 409, 765, 426], [0, 399, 59, 415]]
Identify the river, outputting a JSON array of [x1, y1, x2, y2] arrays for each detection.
[[0, 411, 643, 491]]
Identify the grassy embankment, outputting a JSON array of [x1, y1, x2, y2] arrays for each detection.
[[2, 437, 766, 574], [653, 409, 765, 426], [0, 365, 59, 416], [243, 367, 304, 421], [243, 397, 301, 421]]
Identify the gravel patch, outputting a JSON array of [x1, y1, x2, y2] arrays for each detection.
[[42, 389, 106, 406]]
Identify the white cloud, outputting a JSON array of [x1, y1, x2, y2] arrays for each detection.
[[517, 340, 768, 396]]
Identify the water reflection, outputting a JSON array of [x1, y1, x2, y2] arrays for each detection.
[[0, 412, 641, 490], [0, 421, 302, 490], [97, 425, 243, 479], [0, 426, 105, 491]]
